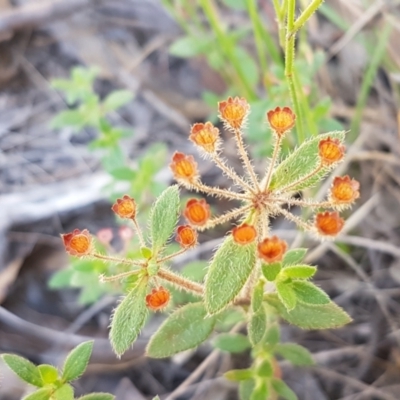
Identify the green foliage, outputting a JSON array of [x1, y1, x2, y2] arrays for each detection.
[[2, 354, 43, 387], [150, 185, 180, 254], [205, 236, 256, 315], [256, 359, 273, 378], [52, 384, 74, 400], [275, 343, 314, 366], [62, 341, 93, 382], [276, 281, 297, 311], [248, 306, 267, 346], [38, 365, 58, 384], [110, 280, 148, 357], [269, 131, 346, 191], [282, 248, 307, 266], [266, 293, 352, 329], [282, 265, 317, 279], [292, 281, 330, 305], [147, 303, 217, 358], [261, 262, 281, 281], [224, 369, 254, 381], [251, 380, 269, 400], [251, 281, 264, 313], [271, 378, 298, 400], [212, 333, 251, 353], [239, 379, 256, 400], [77, 395, 115, 400], [23, 388, 52, 400]]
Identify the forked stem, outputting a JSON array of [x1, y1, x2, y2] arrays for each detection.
[[100, 270, 141, 282], [92, 253, 146, 267]]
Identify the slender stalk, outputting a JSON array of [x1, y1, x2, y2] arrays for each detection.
[[132, 219, 146, 248], [158, 268, 204, 295], [274, 207, 313, 231], [261, 136, 283, 191], [197, 205, 253, 232], [212, 153, 256, 193], [234, 128, 260, 191], [200, 0, 256, 99], [279, 162, 323, 193], [272, 197, 332, 209], [100, 270, 140, 282], [285, 0, 305, 143], [92, 253, 145, 267], [291, 0, 324, 36], [157, 248, 188, 264], [190, 180, 252, 201]]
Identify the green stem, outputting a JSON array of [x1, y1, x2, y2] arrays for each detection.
[[291, 0, 324, 36], [200, 0, 256, 99], [285, 0, 305, 143]]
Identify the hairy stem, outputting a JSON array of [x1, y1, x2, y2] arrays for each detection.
[[132, 219, 146, 248], [188, 180, 251, 201], [158, 268, 204, 295], [157, 247, 188, 264], [279, 162, 323, 193], [274, 207, 313, 231], [291, 0, 324, 36], [92, 253, 145, 267], [261, 136, 283, 191]]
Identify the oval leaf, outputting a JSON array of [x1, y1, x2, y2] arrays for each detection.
[[110, 281, 148, 357], [224, 369, 254, 381], [249, 307, 267, 346], [265, 294, 352, 329], [275, 343, 314, 366], [103, 90, 133, 112], [239, 379, 255, 400], [53, 384, 74, 400], [205, 236, 256, 315], [261, 262, 281, 282], [271, 378, 297, 400], [77, 394, 115, 400], [282, 248, 307, 266], [292, 281, 330, 305], [62, 341, 93, 382], [282, 265, 317, 279], [2, 354, 43, 387], [38, 365, 58, 384], [22, 388, 52, 400], [213, 333, 251, 353], [150, 185, 180, 254], [276, 281, 297, 311], [147, 302, 216, 358], [251, 281, 264, 313], [251, 380, 270, 400], [269, 131, 345, 191]]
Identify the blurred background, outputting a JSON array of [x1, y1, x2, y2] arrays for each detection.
[[1, 0, 400, 399]]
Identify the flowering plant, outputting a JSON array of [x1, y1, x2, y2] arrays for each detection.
[[61, 98, 358, 399]]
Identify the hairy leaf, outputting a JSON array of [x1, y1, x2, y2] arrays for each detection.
[[269, 131, 346, 191], [110, 281, 148, 357], [22, 388, 52, 400], [249, 307, 267, 346], [224, 369, 254, 381], [276, 281, 297, 311], [38, 365, 58, 384], [256, 359, 273, 377], [292, 281, 330, 305], [53, 384, 74, 400], [282, 248, 307, 266], [271, 378, 297, 400], [275, 343, 314, 366], [2, 354, 43, 387], [150, 185, 180, 254], [147, 303, 216, 358], [77, 394, 115, 400], [62, 341, 93, 382], [282, 265, 317, 279], [261, 262, 281, 282], [205, 236, 256, 315], [213, 333, 251, 353], [251, 281, 264, 313], [265, 294, 352, 329]]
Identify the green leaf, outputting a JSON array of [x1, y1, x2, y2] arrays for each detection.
[[282, 265, 317, 279], [263, 324, 280, 347], [77, 394, 115, 400], [108, 167, 136, 181], [38, 365, 58, 384], [275, 343, 314, 366], [110, 280, 148, 357], [292, 281, 330, 305], [152, 397, 160, 400], [62, 341, 93, 382], [248, 307, 267, 346], [22, 388, 52, 400], [53, 384, 74, 400], [2, 354, 43, 387], [271, 378, 297, 400], [251, 380, 270, 400], [205, 236, 256, 315], [103, 90, 133, 112], [51, 110, 84, 130], [146, 303, 216, 358], [261, 262, 281, 281], [276, 281, 297, 311], [239, 379, 255, 400], [212, 333, 251, 353], [224, 369, 254, 381], [48, 268, 74, 289], [150, 185, 180, 254], [265, 294, 352, 329], [269, 131, 346, 191], [282, 248, 307, 266], [256, 359, 273, 377], [251, 281, 264, 313], [169, 35, 211, 58]]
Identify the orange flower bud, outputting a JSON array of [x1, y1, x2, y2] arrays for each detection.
[[176, 225, 198, 248], [330, 176, 360, 204], [170, 152, 199, 182], [146, 286, 170, 311], [183, 198, 211, 226], [62, 229, 92, 256], [315, 211, 344, 236], [318, 137, 345, 165], [112, 195, 136, 219], [190, 122, 220, 153], [258, 236, 287, 263], [218, 96, 250, 130], [232, 223, 257, 245], [266, 106, 296, 136]]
